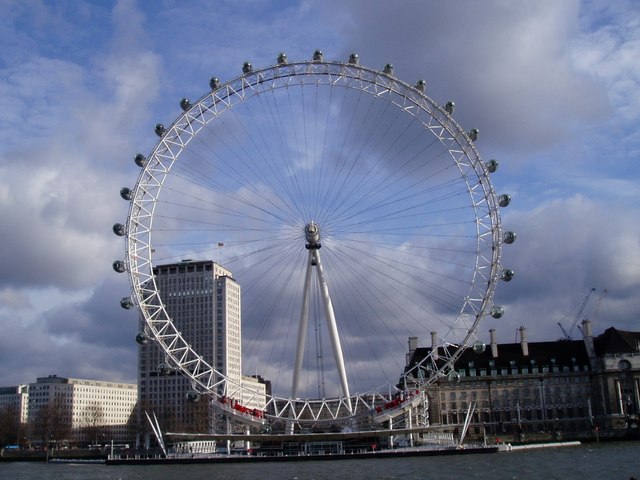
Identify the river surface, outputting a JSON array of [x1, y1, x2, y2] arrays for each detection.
[[0, 442, 638, 480]]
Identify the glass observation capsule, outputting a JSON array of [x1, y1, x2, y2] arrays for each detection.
[[135, 332, 148, 345], [134, 153, 147, 168], [444, 101, 455, 114], [157, 363, 171, 375], [113, 223, 126, 236], [473, 341, 486, 354], [503, 231, 517, 244], [186, 390, 201, 402], [490, 305, 505, 318], [120, 297, 134, 309], [120, 187, 132, 201], [112, 260, 126, 273], [498, 194, 511, 207], [485, 159, 498, 173], [501, 269, 515, 281]]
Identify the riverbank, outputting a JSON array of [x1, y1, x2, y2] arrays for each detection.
[[105, 445, 498, 465], [0, 448, 106, 463]]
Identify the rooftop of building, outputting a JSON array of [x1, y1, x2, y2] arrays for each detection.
[[405, 326, 639, 374], [32, 375, 137, 388], [594, 327, 640, 355]]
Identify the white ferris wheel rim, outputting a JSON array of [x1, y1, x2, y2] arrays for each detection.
[[120, 55, 505, 424]]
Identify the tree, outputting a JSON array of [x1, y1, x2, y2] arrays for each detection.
[[82, 402, 105, 445], [0, 405, 20, 447], [29, 395, 70, 447], [186, 396, 212, 433]]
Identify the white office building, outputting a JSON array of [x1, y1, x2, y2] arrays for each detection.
[[27, 375, 137, 444]]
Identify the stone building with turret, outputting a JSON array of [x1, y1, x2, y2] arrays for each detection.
[[405, 321, 640, 442]]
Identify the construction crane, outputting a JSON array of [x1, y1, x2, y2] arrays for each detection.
[[578, 288, 608, 333], [558, 287, 596, 341]]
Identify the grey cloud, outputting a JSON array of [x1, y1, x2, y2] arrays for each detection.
[[319, 0, 610, 155]]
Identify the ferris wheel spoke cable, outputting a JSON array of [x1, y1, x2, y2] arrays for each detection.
[[326, 154, 459, 227], [319, 105, 426, 210], [335, 236, 472, 298], [166, 147, 301, 227], [184, 106, 303, 224], [240, 244, 306, 367], [323, 250, 413, 386], [313, 90, 385, 220], [327, 242, 459, 328], [230, 98, 310, 222], [312, 85, 352, 217], [332, 192, 472, 234]]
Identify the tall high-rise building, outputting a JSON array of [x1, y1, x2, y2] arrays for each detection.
[[137, 260, 263, 435]]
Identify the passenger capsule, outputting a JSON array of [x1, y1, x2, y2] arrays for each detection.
[[134, 153, 147, 168], [348, 53, 359, 65], [186, 390, 201, 402], [415, 80, 426, 92], [498, 194, 511, 207], [120, 297, 134, 310], [448, 371, 461, 383], [490, 305, 504, 319], [468, 128, 479, 142], [209, 77, 220, 90], [157, 363, 170, 375], [444, 101, 455, 115], [112, 260, 126, 273], [503, 231, 517, 245], [277, 52, 287, 64], [485, 159, 498, 173], [120, 187, 132, 201], [242, 62, 252, 74], [473, 341, 486, 354], [383, 63, 393, 75], [154, 124, 166, 137], [313, 49, 323, 61], [501, 269, 515, 282], [135, 332, 148, 345], [112, 223, 126, 236], [180, 98, 191, 111]]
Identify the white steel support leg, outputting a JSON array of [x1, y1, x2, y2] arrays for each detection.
[[288, 251, 314, 436], [291, 249, 314, 400], [313, 248, 352, 410]]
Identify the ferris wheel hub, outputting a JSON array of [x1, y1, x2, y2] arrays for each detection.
[[304, 222, 321, 248]]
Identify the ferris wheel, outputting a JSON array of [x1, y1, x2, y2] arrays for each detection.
[[113, 51, 515, 430]]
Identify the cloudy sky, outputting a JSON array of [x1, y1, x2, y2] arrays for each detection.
[[0, 0, 638, 391]]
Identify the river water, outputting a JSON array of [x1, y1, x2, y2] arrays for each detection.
[[0, 442, 638, 480]]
